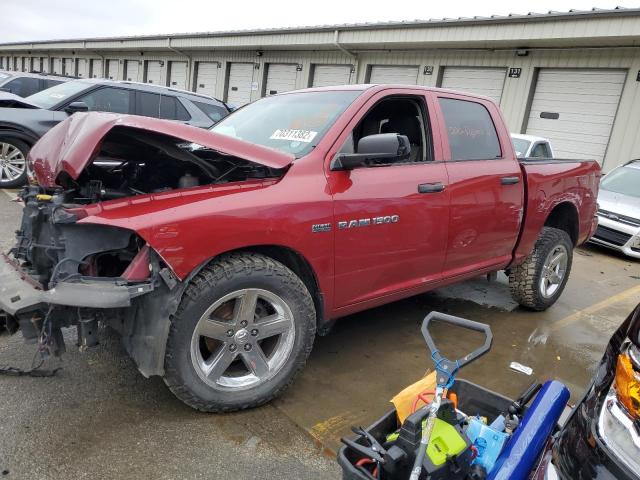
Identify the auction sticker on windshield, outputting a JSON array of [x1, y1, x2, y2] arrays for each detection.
[[270, 129, 318, 143]]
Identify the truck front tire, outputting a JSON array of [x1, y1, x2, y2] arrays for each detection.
[[509, 227, 573, 311], [163, 253, 316, 412]]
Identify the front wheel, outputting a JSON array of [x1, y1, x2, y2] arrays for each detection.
[[0, 138, 30, 188], [509, 227, 573, 311], [163, 253, 316, 412]]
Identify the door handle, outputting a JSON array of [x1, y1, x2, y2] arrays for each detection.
[[501, 176, 520, 185], [418, 182, 446, 194]]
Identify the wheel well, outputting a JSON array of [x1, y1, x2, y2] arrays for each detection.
[[223, 245, 324, 326], [0, 128, 36, 146], [544, 202, 579, 245]]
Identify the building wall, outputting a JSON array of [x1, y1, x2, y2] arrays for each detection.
[[2, 46, 639, 170]]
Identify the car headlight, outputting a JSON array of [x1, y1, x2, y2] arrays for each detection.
[[631, 235, 640, 250], [597, 344, 640, 473]]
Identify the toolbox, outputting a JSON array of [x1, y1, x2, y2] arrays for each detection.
[[337, 379, 514, 480]]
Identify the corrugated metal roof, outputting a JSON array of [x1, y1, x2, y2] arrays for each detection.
[[0, 6, 639, 47]]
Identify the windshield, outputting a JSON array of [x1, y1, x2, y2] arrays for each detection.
[[211, 91, 361, 157], [511, 138, 531, 158], [26, 80, 92, 109], [600, 165, 640, 198]]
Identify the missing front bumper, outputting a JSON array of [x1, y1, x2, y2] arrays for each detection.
[[0, 253, 153, 317]]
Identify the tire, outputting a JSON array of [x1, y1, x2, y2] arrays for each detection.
[[509, 227, 573, 311], [163, 252, 316, 412], [0, 137, 30, 188]]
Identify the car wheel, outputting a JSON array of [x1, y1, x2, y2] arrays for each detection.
[[0, 138, 29, 188], [509, 227, 573, 311], [163, 253, 316, 412]]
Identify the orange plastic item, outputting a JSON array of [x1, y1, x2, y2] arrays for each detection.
[[391, 371, 437, 423], [448, 392, 459, 410]]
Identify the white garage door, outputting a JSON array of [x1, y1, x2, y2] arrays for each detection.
[[369, 65, 419, 85], [168, 61, 188, 89], [525, 69, 626, 163], [125, 60, 141, 82], [145, 61, 163, 85], [63, 58, 74, 76], [195, 62, 219, 97], [52, 58, 62, 75], [441, 67, 507, 104], [226, 63, 254, 106], [265, 64, 298, 95], [41, 58, 49, 73], [106, 60, 120, 80], [90, 59, 103, 78], [76, 59, 89, 78], [312, 65, 352, 87]]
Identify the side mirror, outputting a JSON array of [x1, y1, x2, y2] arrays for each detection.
[[64, 101, 89, 114], [330, 133, 411, 171]]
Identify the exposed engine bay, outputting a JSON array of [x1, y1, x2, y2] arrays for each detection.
[[55, 126, 284, 203]]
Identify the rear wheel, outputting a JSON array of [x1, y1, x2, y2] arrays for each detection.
[[0, 137, 29, 188], [509, 227, 573, 311], [163, 253, 316, 412]]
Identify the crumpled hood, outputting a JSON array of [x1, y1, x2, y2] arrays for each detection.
[[29, 112, 296, 187]]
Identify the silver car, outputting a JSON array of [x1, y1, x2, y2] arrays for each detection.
[[590, 159, 640, 258]]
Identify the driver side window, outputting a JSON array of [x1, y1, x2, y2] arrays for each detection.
[[340, 97, 431, 163], [75, 87, 132, 114]]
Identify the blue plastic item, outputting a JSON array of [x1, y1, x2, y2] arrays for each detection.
[[488, 380, 570, 480], [466, 417, 509, 472]]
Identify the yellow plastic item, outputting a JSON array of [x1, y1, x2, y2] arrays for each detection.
[[391, 371, 436, 424], [36, 194, 53, 202], [426, 418, 468, 466], [615, 352, 640, 419]]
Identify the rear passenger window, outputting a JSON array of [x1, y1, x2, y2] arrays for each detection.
[[192, 101, 228, 123], [438, 98, 501, 161], [160, 96, 191, 121], [45, 79, 63, 89], [530, 142, 551, 158], [137, 92, 160, 117]]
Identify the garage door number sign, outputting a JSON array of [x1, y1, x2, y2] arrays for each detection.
[[508, 68, 522, 78]]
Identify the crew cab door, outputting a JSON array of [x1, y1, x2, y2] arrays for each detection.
[[326, 90, 449, 308], [435, 94, 523, 274]]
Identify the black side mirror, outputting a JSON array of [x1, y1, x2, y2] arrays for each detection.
[[64, 101, 89, 114], [330, 133, 411, 171]]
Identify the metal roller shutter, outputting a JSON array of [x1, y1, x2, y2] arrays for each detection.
[[226, 63, 254, 106], [52, 58, 62, 75], [63, 58, 74, 76], [76, 59, 89, 78], [265, 64, 297, 95], [145, 61, 163, 84], [168, 61, 188, 89], [90, 59, 103, 78], [195, 62, 219, 97], [312, 65, 352, 87], [441, 67, 507, 104], [369, 65, 419, 85], [125, 60, 141, 82], [525, 69, 626, 163], [106, 60, 119, 80]]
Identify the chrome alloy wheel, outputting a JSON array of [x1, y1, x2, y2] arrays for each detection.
[[0, 142, 26, 183], [540, 245, 568, 298], [190, 288, 296, 391]]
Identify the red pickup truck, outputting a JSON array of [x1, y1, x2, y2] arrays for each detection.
[[0, 85, 599, 412]]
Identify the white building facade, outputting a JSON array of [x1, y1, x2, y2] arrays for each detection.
[[2, 8, 640, 170]]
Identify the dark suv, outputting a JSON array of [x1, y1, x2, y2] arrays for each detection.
[[0, 78, 230, 187], [0, 70, 71, 98]]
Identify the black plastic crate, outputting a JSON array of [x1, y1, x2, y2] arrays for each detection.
[[337, 378, 513, 480]]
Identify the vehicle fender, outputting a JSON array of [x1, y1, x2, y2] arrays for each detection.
[[0, 123, 39, 145]]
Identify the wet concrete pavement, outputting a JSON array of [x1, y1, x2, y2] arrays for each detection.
[[1, 189, 639, 477]]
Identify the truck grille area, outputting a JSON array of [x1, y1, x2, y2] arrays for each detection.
[[11, 187, 142, 288], [592, 225, 632, 247]]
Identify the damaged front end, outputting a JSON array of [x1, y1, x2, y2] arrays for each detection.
[[1, 112, 293, 376], [1, 186, 179, 375]]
